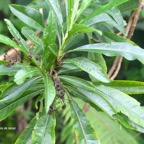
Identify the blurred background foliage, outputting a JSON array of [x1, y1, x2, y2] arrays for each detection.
[[0, 0, 144, 144]]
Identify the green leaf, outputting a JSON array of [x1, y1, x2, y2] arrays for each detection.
[[43, 74, 56, 113], [76, 87, 115, 116], [69, 42, 144, 64], [9, 4, 44, 31], [64, 57, 110, 83], [65, 0, 80, 29], [83, 13, 124, 34], [70, 100, 99, 144], [60, 75, 95, 91], [0, 63, 28, 76], [58, 63, 81, 74], [45, 0, 63, 27], [86, 108, 139, 144], [4, 19, 29, 53], [0, 77, 41, 103], [14, 67, 41, 85], [118, 0, 139, 12], [98, 80, 144, 95], [88, 53, 107, 82], [42, 10, 58, 68], [107, 7, 125, 34], [15, 116, 37, 144], [31, 113, 56, 144], [103, 32, 136, 45], [80, 0, 128, 24], [61, 76, 115, 116], [95, 85, 144, 128], [0, 34, 20, 48], [68, 23, 102, 37], [0, 90, 41, 121], [43, 11, 57, 46], [21, 27, 44, 51], [76, 0, 93, 20]]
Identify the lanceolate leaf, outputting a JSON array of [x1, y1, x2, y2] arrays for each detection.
[[14, 67, 41, 85], [43, 11, 57, 46], [69, 42, 144, 64], [86, 108, 139, 144], [95, 85, 144, 128], [64, 57, 110, 83], [4, 19, 29, 53], [15, 117, 37, 144], [103, 32, 136, 45], [61, 76, 115, 116], [0, 90, 41, 121], [43, 74, 56, 113], [97, 80, 144, 95], [107, 7, 125, 34], [80, 0, 128, 24], [22, 27, 44, 51], [0, 63, 28, 76], [88, 53, 107, 82], [68, 24, 102, 36], [76, 87, 115, 116], [0, 34, 20, 48], [70, 100, 99, 144], [60, 75, 95, 91], [9, 4, 44, 31], [0, 77, 41, 102], [76, 0, 93, 20], [45, 0, 63, 27], [31, 113, 56, 144]]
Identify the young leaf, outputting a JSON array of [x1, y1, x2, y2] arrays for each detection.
[[14, 67, 41, 85], [95, 85, 144, 128], [0, 90, 41, 121], [15, 117, 37, 144], [0, 34, 20, 48], [65, 0, 80, 29], [9, 4, 44, 31], [64, 57, 110, 83], [43, 74, 56, 113], [31, 113, 56, 144], [80, 0, 128, 24], [76, 0, 93, 20], [45, 0, 63, 27], [70, 100, 99, 144], [0, 77, 41, 103], [69, 42, 144, 64], [42, 10, 57, 68], [4, 19, 29, 53]]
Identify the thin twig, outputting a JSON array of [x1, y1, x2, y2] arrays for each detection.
[[110, 56, 123, 80], [108, 56, 121, 77]]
